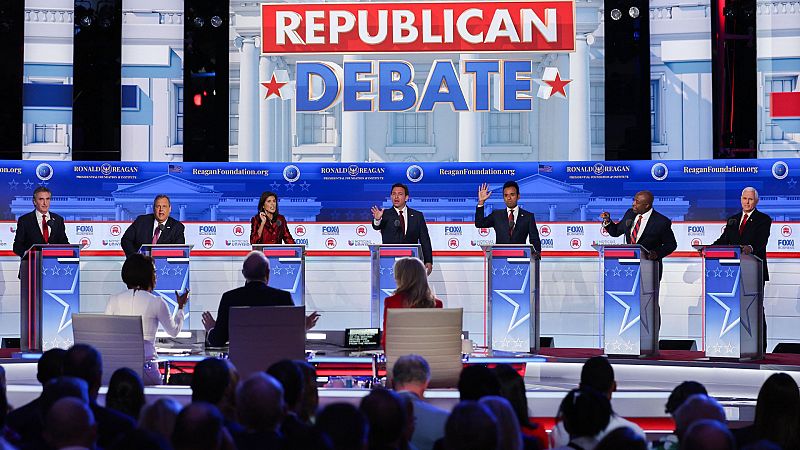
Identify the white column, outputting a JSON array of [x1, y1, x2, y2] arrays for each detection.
[[580, 204, 587, 221], [210, 205, 217, 221], [259, 56, 277, 162], [238, 37, 260, 162], [568, 35, 592, 161], [458, 53, 481, 161], [549, 204, 557, 221], [179, 205, 186, 222], [340, 55, 367, 162]]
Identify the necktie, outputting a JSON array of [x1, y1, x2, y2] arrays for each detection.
[[739, 213, 749, 235], [41, 215, 49, 244], [508, 210, 515, 237], [399, 210, 405, 236], [152, 225, 161, 244], [631, 215, 643, 243]]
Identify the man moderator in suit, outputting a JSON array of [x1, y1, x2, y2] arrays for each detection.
[[371, 183, 434, 275], [13, 187, 70, 259], [121, 194, 186, 257], [475, 181, 542, 254], [712, 186, 771, 349], [201, 251, 319, 347]]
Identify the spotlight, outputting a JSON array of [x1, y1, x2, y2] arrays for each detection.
[[193, 16, 204, 27], [610, 8, 622, 20], [80, 14, 93, 27], [629, 6, 640, 18], [210, 15, 223, 27]]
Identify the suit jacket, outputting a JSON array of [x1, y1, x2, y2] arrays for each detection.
[[90, 401, 136, 448], [206, 281, 294, 347], [475, 205, 542, 253], [372, 207, 433, 264], [13, 211, 69, 258], [605, 208, 677, 276], [713, 209, 771, 281], [249, 213, 295, 245], [121, 214, 185, 256]]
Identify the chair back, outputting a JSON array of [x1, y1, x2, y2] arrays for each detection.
[[385, 308, 464, 388], [228, 305, 306, 379], [72, 314, 144, 384]]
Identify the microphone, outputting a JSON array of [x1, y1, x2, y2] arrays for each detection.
[[275, 219, 282, 228], [46, 218, 55, 228], [727, 218, 737, 228], [393, 219, 401, 228], [158, 223, 165, 232]]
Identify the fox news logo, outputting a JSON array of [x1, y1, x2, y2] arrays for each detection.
[[687, 226, 705, 236], [445, 226, 462, 236], [778, 239, 794, 250], [199, 225, 217, 236], [296, 239, 309, 245], [76, 225, 93, 235], [322, 226, 340, 235], [541, 238, 554, 249], [566, 226, 584, 236]]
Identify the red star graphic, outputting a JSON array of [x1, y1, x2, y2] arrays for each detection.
[[545, 72, 571, 98], [262, 74, 287, 99]]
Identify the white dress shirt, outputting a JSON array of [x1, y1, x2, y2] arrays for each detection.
[[105, 289, 185, 360], [35, 210, 51, 237], [507, 206, 520, 225], [631, 208, 654, 243], [374, 206, 408, 235]]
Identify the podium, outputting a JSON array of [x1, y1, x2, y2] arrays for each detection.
[[20, 244, 81, 351], [695, 245, 764, 360], [594, 244, 659, 356], [252, 244, 306, 305], [139, 245, 193, 325], [369, 244, 422, 327], [482, 245, 540, 354]]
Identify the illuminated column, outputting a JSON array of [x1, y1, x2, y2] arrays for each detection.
[[458, 53, 481, 162], [260, 56, 277, 162], [549, 204, 557, 221], [238, 37, 259, 162], [568, 34, 592, 161], [341, 55, 367, 162]]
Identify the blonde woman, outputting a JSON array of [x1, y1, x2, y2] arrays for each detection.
[[381, 257, 443, 348]]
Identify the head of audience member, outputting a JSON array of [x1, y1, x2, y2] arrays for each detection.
[[138, 397, 182, 442], [316, 403, 368, 450], [218, 360, 240, 422], [191, 357, 233, 406], [502, 181, 521, 209], [443, 401, 498, 450], [172, 402, 228, 450], [236, 372, 284, 433], [108, 429, 171, 450], [267, 359, 305, 415], [393, 257, 436, 308], [558, 388, 612, 441], [595, 426, 648, 450], [682, 419, 735, 450], [493, 364, 534, 430], [40, 376, 90, 417], [33, 186, 52, 215], [752, 372, 800, 449], [479, 396, 523, 450], [0, 366, 6, 429], [106, 367, 146, 421], [392, 354, 431, 396], [242, 251, 270, 283], [632, 190, 654, 215], [153, 194, 172, 224], [673, 394, 726, 440], [359, 388, 407, 450], [44, 397, 97, 450], [122, 253, 157, 292], [63, 344, 103, 400], [458, 365, 501, 401], [665, 381, 708, 416], [37, 348, 67, 386], [579, 356, 616, 399], [296, 361, 320, 424]]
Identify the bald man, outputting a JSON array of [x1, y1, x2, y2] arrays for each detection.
[[202, 251, 319, 347], [234, 373, 286, 449], [44, 397, 97, 450]]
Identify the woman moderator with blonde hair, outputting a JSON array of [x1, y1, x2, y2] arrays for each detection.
[[381, 257, 443, 348]]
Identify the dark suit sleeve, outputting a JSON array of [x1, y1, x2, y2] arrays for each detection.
[[279, 290, 294, 306], [51, 215, 70, 245], [121, 217, 141, 257], [372, 217, 386, 231], [750, 214, 771, 259], [12, 216, 29, 258], [418, 212, 433, 264], [207, 294, 231, 347], [604, 210, 633, 238], [654, 217, 678, 259], [712, 226, 731, 246], [528, 213, 542, 254], [172, 220, 185, 244], [281, 217, 295, 244], [475, 206, 495, 228]]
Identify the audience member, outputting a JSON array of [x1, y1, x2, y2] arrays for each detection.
[[741, 440, 783, 450], [551, 388, 611, 450], [458, 365, 501, 401], [191, 357, 241, 433], [441, 401, 498, 450], [296, 361, 320, 424], [316, 403, 369, 450], [234, 372, 285, 450], [172, 402, 233, 450], [494, 364, 548, 449], [682, 419, 735, 450], [652, 381, 708, 450], [139, 398, 182, 443], [109, 429, 172, 450], [478, 396, 532, 450], [63, 344, 135, 448], [550, 356, 645, 447], [381, 257, 443, 348], [733, 372, 800, 449], [392, 355, 448, 450], [359, 388, 409, 450], [594, 426, 647, 450], [0, 366, 13, 449], [267, 360, 331, 448], [43, 397, 97, 450], [673, 394, 726, 441], [106, 367, 146, 421], [6, 348, 66, 442]]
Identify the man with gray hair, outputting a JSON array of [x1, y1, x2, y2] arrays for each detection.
[[673, 394, 726, 441], [392, 354, 448, 450], [202, 251, 319, 346], [713, 187, 772, 349], [121, 194, 186, 256], [682, 419, 735, 450]]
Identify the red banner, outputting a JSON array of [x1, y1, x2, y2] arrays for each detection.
[[261, 1, 576, 54]]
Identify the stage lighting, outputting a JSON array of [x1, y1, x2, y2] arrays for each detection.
[[629, 6, 640, 18], [79, 14, 93, 27], [210, 15, 223, 27], [610, 8, 622, 20], [193, 16, 204, 27]]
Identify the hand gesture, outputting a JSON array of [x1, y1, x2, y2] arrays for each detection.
[[742, 245, 754, 255], [175, 289, 190, 309], [201, 311, 216, 332], [425, 262, 433, 276], [371, 206, 384, 221], [259, 211, 267, 223], [646, 250, 659, 261], [600, 211, 611, 222], [305, 311, 321, 330], [478, 183, 492, 205]]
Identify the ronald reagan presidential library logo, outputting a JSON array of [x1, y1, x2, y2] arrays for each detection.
[[260, 1, 576, 112]]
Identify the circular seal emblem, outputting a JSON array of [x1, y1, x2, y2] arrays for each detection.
[[772, 161, 789, 180], [600, 226, 609, 236], [406, 165, 424, 183], [325, 237, 337, 249], [348, 165, 360, 177], [295, 225, 306, 237], [79, 237, 91, 249], [356, 225, 368, 236], [593, 163, 605, 175], [448, 238, 460, 249], [36, 163, 54, 181], [691, 238, 702, 246], [101, 163, 112, 176], [782, 225, 792, 237], [283, 165, 301, 182], [233, 225, 245, 236], [478, 228, 490, 237], [540, 225, 551, 237], [651, 163, 668, 181], [570, 238, 582, 249], [202, 237, 214, 249], [109, 224, 122, 236]]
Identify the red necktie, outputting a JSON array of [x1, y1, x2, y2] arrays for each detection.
[[42, 215, 49, 244], [739, 214, 749, 235], [399, 210, 405, 236], [152, 226, 161, 244], [631, 215, 643, 243], [508, 210, 515, 237]]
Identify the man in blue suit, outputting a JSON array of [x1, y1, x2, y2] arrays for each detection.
[[475, 180, 542, 254], [371, 183, 433, 274]]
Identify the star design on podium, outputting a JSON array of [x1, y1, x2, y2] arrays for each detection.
[[492, 335, 526, 351], [707, 274, 741, 338], [43, 266, 80, 333], [713, 267, 723, 277], [545, 72, 571, 98], [160, 265, 171, 276], [624, 267, 635, 277], [52, 266, 62, 276], [513, 266, 524, 276], [284, 266, 295, 276], [493, 269, 531, 334], [606, 272, 644, 335], [500, 265, 511, 276], [612, 267, 622, 277], [262, 74, 288, 99], [739, 280, 761, 337], [273, 266, 283, 275], [173, 266, 184, 276], [154, 267, 190, 319], [725, 267, 735, 277], [63, 266, 73, 276]]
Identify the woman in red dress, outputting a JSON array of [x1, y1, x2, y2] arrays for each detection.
[[382, 257, 443, 348], [249, 191, 295, 245]]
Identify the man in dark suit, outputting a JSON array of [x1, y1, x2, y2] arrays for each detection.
[[712, 187, 771, 349], [475, 181, 542, 254], [201, 251, 320, 347], [13, 186, 70, 259], [371, 183, 434, 274], [121, 194, 185, 256]]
